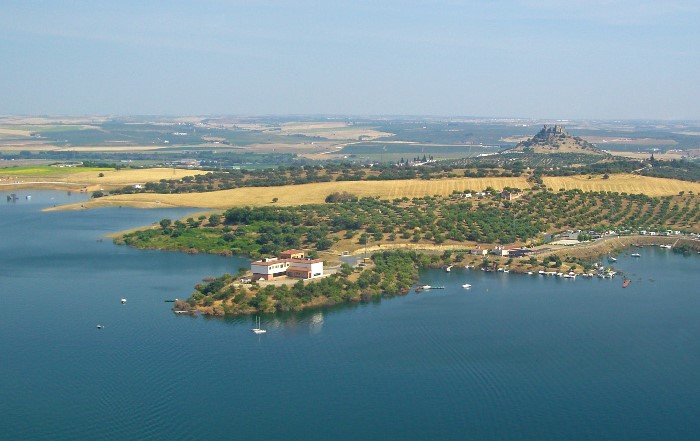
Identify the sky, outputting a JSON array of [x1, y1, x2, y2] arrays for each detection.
[[2, 0, 700, 119]]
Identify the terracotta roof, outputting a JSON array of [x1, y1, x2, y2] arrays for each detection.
[[287, 266, 312, 273]]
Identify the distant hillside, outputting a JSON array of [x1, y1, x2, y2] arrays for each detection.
[[507, 125, 608, 156]]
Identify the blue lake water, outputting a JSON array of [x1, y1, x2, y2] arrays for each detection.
[[2, 190, 700, 440]]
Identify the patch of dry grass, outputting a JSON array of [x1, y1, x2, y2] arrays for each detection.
[[542, 174, 700, 196], [72, 168, 206, 185], [612, 152, 686, 161], [52, 145, 169, 152], [2, 167, 206, 191], [49, 173, 700, 211], [57, 176, 532, 210], [279, 122, 392, 141], [583, 136, 678, 146]]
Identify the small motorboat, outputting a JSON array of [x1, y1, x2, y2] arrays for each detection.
[[462, 283, 472, 289], [121, 298, 127, 304], [96, 325, 104, 329], [631, 253, 641, 257]]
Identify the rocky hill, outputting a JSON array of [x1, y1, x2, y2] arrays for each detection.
[[508, 125, 608, 156]]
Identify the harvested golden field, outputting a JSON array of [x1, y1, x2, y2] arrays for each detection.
[[2, 167, 206, 191], [279, 122, 392, 141], [612, 151, 686, 161], [72, 168, 207, 185], [55, 176, 532, 210], [0, 144, 172, 152], [542, 174, 700, 196], [52, 145, 169, 152], [50, 173, 700, 211], [582, 136, 678, 146], [0, 128, 33, 138]]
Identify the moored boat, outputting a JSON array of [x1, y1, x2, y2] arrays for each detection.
[[252, 316, 267, 334]]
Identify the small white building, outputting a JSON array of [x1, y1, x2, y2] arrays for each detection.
[[251, 258, 289, 280], [250, 251, 324, 281], [491, 246, 509, 256]]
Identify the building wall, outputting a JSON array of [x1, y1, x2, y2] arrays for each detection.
[[250, 262, 289, 277], [287, 261, 324, 278], [287, 269, 312, 279], [307, 261, 324, 278]]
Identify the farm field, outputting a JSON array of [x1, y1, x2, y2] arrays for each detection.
[[542, 174, 700, 196], [53, 176, 532, 210], [1, 167, 206, 190], [50, 173, 700, 211]]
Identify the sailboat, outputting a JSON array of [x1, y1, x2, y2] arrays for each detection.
[[251, 316, 267, 334]]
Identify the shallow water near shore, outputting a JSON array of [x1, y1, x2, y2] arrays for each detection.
[[3, 190, 700, 440]]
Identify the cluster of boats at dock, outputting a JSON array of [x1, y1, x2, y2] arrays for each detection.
[[421, 253, 646, 292]]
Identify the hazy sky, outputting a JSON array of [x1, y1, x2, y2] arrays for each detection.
[[2, 0, 699, 119]]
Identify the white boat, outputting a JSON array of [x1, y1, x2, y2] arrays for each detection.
[[251, 316, 267, 334], [96, 325, 104, 329], [121, 298, 127, 304], [445, 265, 453, 272], [631, 253, 641, 257], [608, 256, 617, 262], [659, 244, 672, 249], [421, 285, 432, 290], [462, 283, 471, 289]]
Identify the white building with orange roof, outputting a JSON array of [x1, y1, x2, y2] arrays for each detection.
[[251, 258, 290, 280], [250, 251, 324, 281]]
